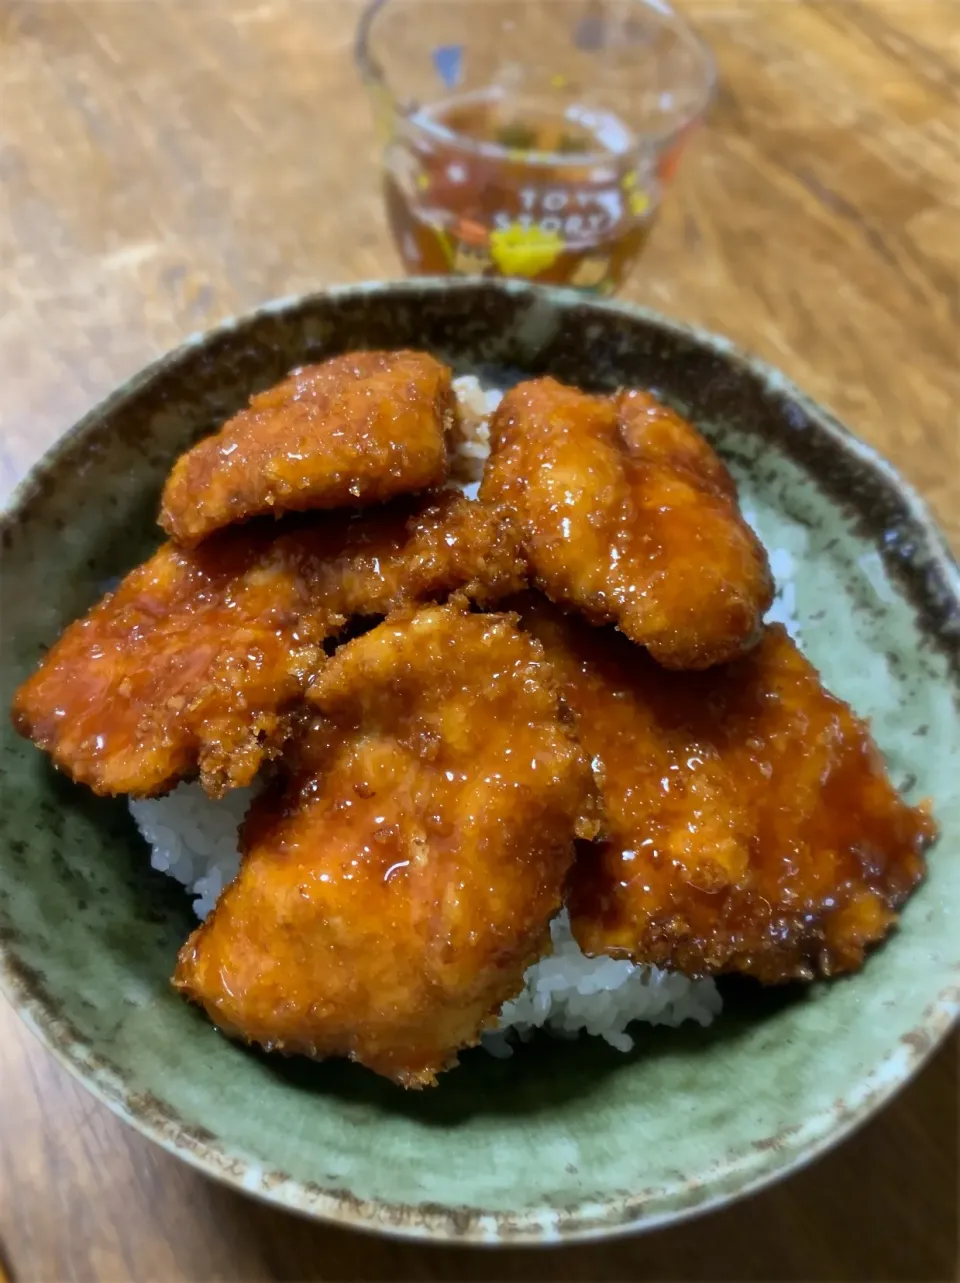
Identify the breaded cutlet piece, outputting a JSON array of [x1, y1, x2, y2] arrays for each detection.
[[517, 596, 936, 983], [174, 603, 592, 1086], [160, 350, 454, 546], [481, 378, 773, 669], [11, 494, 525, 799]]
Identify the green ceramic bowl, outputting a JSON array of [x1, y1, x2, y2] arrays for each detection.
[[2, 280, 958, 1244]]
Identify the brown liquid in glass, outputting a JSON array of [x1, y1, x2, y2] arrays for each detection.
[[383, 90, 656, 292]]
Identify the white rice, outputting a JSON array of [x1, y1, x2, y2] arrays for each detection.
[[131, 783, 247, 921], [487, 911, 722, 1055], [449, 374, 500, 500], [129, 378, 805, 1054], [742, 507, 803, 643]]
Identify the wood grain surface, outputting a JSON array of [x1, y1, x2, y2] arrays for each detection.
[[1, 2, 957, 1280]]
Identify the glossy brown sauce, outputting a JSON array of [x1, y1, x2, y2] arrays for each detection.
[[12, 494, 524, 798], [160, 350, 454, 547], [481, 378, 772, 668], [174, 604, 591, 1086], [519, 597, 936, 981]]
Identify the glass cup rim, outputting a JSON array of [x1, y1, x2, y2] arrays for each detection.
[[355, 0, 718, 168]]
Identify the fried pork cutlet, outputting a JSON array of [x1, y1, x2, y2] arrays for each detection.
[[481, 379, 773, 669], [160, 350, 454, 546], [11, 495, 524, 799], [174, 603, 592, 1087], [518, 597, 936, 982]]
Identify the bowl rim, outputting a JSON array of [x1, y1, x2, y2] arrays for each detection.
[[2, 276, 959, 1245]]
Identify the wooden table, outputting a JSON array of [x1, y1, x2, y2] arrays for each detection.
[[1, 2, 957, 1279]]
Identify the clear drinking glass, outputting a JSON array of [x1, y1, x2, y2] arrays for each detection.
[[356, 0, 716, 294]]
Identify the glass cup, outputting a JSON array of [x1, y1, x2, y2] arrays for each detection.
[[356, 0, 716, 294]]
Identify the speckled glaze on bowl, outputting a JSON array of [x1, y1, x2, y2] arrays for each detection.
[[1, 279, 958, 1245]]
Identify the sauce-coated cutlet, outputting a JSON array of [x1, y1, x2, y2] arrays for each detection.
[[160, 350, 454, 546], [518, 597, 936, 982], [481, 380, 773, 669], [11, 494, 524, 798], [174, 603, 592, 1086]]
